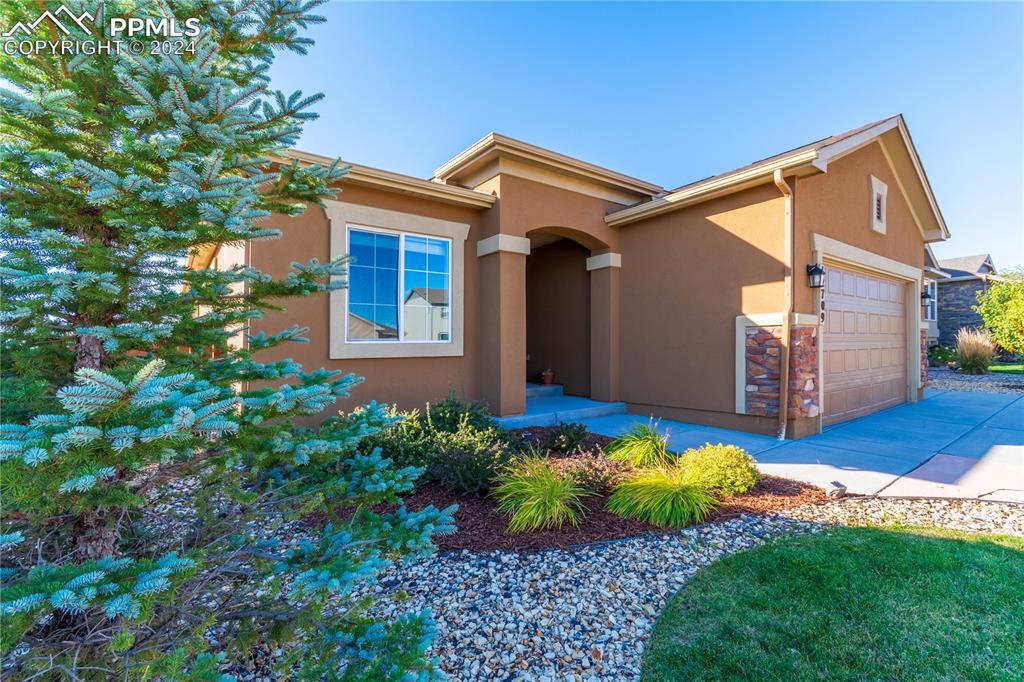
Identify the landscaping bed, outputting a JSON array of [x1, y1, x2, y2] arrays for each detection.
[[360, 499, 1024, 681], [928, 365, 1024, 393], [328, 399, 828, 552], [387, 474, 825, 553]]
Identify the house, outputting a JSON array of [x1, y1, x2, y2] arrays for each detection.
[[935, 254, 1000, 346], [197, 114, 950, 439], [922, 245, 947, 345]]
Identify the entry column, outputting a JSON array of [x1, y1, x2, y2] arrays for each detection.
[[477, 234, 530, 416], [587, 252, 621, 402]]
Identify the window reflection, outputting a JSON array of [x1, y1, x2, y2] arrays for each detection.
[[347, 227, 451, 343], [347, 229, 399, 340], [403, 237, 450, 341]]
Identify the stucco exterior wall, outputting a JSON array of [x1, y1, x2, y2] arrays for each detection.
[[937, 279, 988, 346], [793, 141, 925, 314], [526, 240, 591, 396], [488, 173, 623, 249], [617, 184, 786, 429], [248, 183, 486, 414]]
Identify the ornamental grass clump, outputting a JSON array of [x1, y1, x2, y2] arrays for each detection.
[[680, 443, 760, 497], [607, 467, 719, 528], [492, 457, 591, 532], [606, 422, 674, 467], [955, 328, 996, 374]]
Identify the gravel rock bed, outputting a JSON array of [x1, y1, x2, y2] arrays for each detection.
[[359, 497, 1024, 681], [928, 366, 1024, 394]]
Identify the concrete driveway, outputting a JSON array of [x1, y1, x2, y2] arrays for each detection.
[[581, 389, 1024, 501]]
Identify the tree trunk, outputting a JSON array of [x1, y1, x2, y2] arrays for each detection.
[[75, 510, 119, 559], [74, 332, 105, 370], [73, 333, 114, 558]]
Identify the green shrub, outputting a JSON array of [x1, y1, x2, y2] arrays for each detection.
[[546, 421, 589, 453], [358, 397, 521, 487], [975, 271, 1024, 354], [679, 443, 760, 497], [424, 393, 495, 432], [552, 453, 632, 493], [928, 345, 956, 367], [427, 443, 512, 494], [356, 406, 434, 469], [606, 422, 674, 467], [492, 457, 591, 532], [607, 467, 719, 527], [956, 328, 995, 374]]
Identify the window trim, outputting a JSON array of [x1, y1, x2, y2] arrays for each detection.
[[326, 200, 469, 359], [344, 224, 453, 345]]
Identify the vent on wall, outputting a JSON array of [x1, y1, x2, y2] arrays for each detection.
[[870, 175, 888, 234]]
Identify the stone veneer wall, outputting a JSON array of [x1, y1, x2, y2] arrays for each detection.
[[937, 279, 988, 346], [920, 329, 928, 387], [745, 325, 819, 419]]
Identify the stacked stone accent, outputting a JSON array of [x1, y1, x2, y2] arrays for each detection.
[[744, 325, 819, 418], [920, 329, 928, 387], [745, 327, 782, 416], [937, 279, 989, 346], [788, 327, 819, 419]]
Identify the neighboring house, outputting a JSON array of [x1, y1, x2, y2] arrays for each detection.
[[922, 244, 947, 345], [935, 254, 1000, 346], [195, 114, 949, 439]]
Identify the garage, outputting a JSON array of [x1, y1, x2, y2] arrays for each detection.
[[822, 263, 907, 425]]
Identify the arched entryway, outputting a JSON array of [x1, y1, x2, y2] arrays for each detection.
[[526, 235, 592, 396]]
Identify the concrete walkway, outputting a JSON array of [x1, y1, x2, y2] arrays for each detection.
[[575, 389, 1024, 501]]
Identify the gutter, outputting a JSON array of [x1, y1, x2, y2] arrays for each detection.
[[605, 149, 819, 227], [773, 169, 794, 440]]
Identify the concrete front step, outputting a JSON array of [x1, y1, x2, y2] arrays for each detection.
[[526, 382, 564, 398], [495, 395, 628, 429]]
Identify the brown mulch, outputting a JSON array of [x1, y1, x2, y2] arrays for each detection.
[[513, 426, 614, 453], [376, 474, 827, 554]]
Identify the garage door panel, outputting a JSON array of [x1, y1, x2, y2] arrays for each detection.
[[824, 264, 907, 425]]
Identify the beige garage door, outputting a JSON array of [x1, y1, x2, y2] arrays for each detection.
[[823, 264, 907, 425]]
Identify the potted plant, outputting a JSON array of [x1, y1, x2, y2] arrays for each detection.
[[539, 368, 554, 385]]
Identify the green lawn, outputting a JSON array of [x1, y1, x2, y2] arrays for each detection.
[[642, 527, 1024, 681], [990, 362, 1024, 375]]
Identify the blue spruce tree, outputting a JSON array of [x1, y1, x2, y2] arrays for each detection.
[[0, 1, 454, 678]]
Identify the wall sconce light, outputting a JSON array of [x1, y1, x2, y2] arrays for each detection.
[[806, 263, 825, 289], [921, 288, 934, 304]]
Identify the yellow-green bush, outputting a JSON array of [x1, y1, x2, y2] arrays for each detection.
[[680, 443, 760, 496]]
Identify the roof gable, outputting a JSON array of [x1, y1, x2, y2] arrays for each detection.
[[605, 115, 950, 244], [938, 254, 995, 278]]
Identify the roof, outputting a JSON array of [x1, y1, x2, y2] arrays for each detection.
[[937, 254, 995, 279], [285, 149, 496, 209], [605, 115, 951, 244], [405, 287, 449, 305], [432, 132, 663, 200], [665, 116, 897, 194]]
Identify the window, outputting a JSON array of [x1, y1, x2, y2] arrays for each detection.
[[346, 226, 451, 343], [924, 280, 937, 321], [870, 176, 887, 234]]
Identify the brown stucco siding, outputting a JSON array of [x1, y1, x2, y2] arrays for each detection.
[[248, 183, 486, 413], [526, 240, 591, 396], [490, 174, 622, 250], [618, 184, 786, 418], [793, 141, 924, 313]]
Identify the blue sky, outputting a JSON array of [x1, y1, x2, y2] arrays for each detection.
[[270, 2, 1024, 269]]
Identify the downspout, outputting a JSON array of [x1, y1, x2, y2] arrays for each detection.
[[773, 169, 794, 440]]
